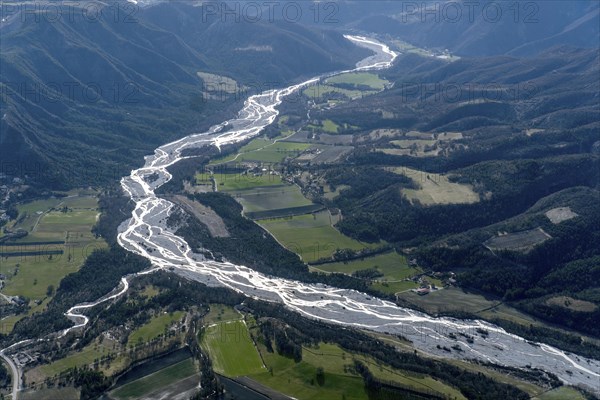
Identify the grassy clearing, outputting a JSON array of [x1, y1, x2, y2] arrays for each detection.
[[371, 280, 419, 295], [250, 342, 366, 400], [314, 251, 416, 281], [197, 71, 240, 94], [258, 211, 375, 263], [233, 185, 313, 213], [203, 304, 242, 325], [396, 287, 500, 314], [321, 119, 340, 133], [110, 358, 197, 400], [389, 167, 480, 206], [323, 184, 350, 200], [390, 39, 460, 61], [127, 311, 185, 347], [139, 285, 160, 299], [249, 342, 465, 400], [201, 319, 265, 377], [326, 72, 389, 90]]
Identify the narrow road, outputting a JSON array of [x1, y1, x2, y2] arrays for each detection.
[[0, 350, 19, 400]]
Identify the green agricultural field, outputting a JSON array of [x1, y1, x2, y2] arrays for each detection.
[[258, 211, 375, 263], [201, 320, 265, 377], [390, 39, 461, 61], [236, 141, 309, 163], [371, 280, 419, 295], [248, 342, 465, 400], [128, 311, 185, 347], [232, 185, 313, 213], [326, 72, 389, 90], [314, 251, 415, 281], [1, 195, 106, 310], [303, 84, 373, 100], [213, 172, 283, 191], [209, 138, 273, 164], [110, 358, 198, 400], [396, 287, 497, 314], [10, 198, 64, 233], [210, 137, 311, 164], [203, 304, 242, 324]]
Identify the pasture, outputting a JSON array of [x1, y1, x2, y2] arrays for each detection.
[[1, 194, 106, 311], [203, 303, 242, 324], [314, 251, 415, 281], [389, 167, 480, 206], [213, 172, 283, 191], [258, 211, 373, 263], [201, 319, 265, 377], [303, 84, 371, 101], [249, 342, 465, 400], [211, 138, 311, 164], [127, 311, 185, 346], [325, 72, 389, 90], [231, 184, 313, 213]]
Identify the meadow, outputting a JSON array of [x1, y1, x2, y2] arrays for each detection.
[[303, 84, 371, 101], [248, 341, 465, 400], [201, 319, 265, 377], [231, 184, 313, 213], [210, 137, 311, 164], [32, 337, 126, 379], [127, 311, 185, 347], [212, 172, 283, 191], [258, 211, 374, 263], [325, 72, 389, 90], [313, 251, 414, 281], [389, 167, 480, 206], [0, 194, 106, 316]]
